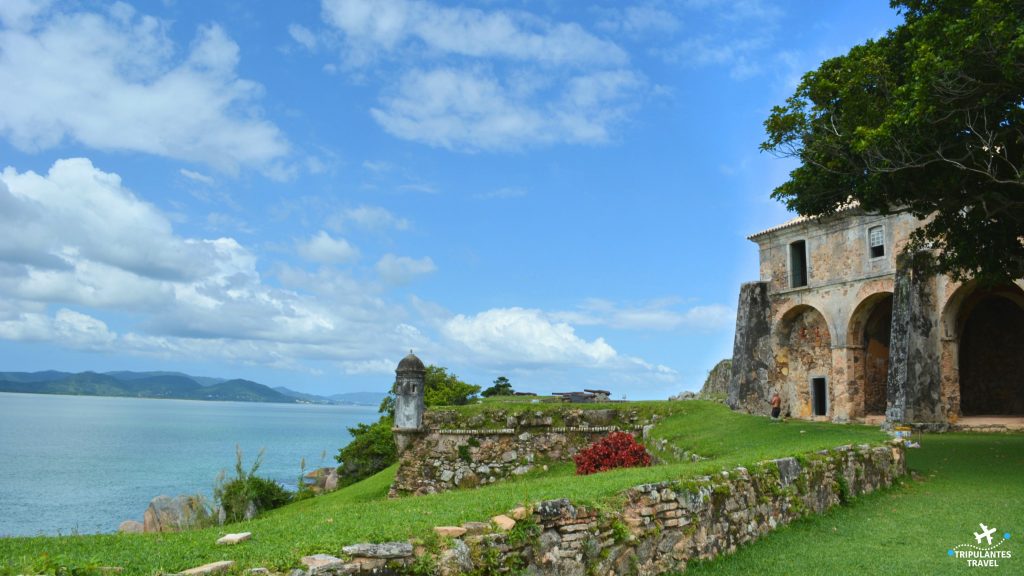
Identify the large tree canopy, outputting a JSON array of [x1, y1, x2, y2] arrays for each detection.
[[762, 0, 1024, 282]]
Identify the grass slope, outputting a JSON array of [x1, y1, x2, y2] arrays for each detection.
[[0, 402, 887, 575], [684, 433, 1024, 576]]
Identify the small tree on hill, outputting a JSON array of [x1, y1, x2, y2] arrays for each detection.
[[482, 376, 514, 397]]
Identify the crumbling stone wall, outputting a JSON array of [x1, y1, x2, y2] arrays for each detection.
[[305, 441, 905, 576], [390, 408, 649, 496]]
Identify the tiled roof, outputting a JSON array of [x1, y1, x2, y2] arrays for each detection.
[[747, 202, 861, 240]]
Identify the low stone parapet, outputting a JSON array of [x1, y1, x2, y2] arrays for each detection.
[[315, 440, 905, 575]]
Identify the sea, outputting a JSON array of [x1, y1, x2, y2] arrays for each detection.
[[0, 392, 379, 537]]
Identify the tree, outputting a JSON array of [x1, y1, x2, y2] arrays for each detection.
[[762, 0, 1024, 282], [481, 376, 514, 397], [378, 364, 481, 415]]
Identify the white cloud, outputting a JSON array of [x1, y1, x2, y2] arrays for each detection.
[[0, 158, 216, 282], [179, 169, 215, 185], [0, 4, 289, 174], [297, 231, 360, 264], [0, 158, 419, 368], [328, 205, 409, 231], [596, 5, 681, 36], [340, 358, 396, 375], [376, 254, 436, 284], [0, 308, 116, 351], [371, 67, 643, 151], [321, 0, 627, 67], [288, 23, 318, 51], [555, 299, 735, 331], [317, 0, 644, 150], [442, 307, 617, 366]]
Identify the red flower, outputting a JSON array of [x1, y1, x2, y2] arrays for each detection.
[[574, 431, 652, 475]]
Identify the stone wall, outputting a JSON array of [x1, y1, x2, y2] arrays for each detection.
[[302, 441, 906, 575], [728, 281, 772, 414], [390, 408, 650, 496]]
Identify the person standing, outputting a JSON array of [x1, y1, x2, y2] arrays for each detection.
[[770, 392, 781, 420]]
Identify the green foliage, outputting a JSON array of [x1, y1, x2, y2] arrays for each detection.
[[335, 417, 397, 487], [481, 376, 514, 397], [423, 365, 481, 407], [214, 446, 292, 523], [761, 0, 1024, 282], [378, 364, 481, 417]]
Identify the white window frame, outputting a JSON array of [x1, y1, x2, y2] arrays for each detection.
[[868, 225, 885, 259]]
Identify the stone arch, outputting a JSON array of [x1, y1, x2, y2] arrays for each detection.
[[943, 283, 1024, 415], [847, 292, 894, 417], [771, 304, 833, 419]]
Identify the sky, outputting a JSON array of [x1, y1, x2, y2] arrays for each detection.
[[0, 0, 904, 399]]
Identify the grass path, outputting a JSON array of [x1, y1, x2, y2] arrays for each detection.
[[685, 433, 1024, 576], [0, 402, 886, 575]]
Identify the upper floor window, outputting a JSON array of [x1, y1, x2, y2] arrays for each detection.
[[789, 240, 808, 288], [868, 226, 885, 258]]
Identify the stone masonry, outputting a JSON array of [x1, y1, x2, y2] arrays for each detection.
[[293, 441, 905, 576], [390, 407, 649, 496], [730, 207, 1024, 426]]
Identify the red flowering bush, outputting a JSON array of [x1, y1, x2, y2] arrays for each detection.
[[573, 431, 652, 475]]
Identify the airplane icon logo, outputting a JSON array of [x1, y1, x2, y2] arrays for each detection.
[[974, 523, 997, 545]]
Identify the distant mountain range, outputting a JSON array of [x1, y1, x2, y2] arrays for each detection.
[[0, 370, 386, 406]]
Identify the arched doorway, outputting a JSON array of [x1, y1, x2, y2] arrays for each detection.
[[773, 305, 833, 419], [959, 289, 1024, 415], [862, 295, 893, 415], [847, 292, 894, 418]]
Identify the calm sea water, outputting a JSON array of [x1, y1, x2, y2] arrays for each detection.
[[0, 392, 378, 537]]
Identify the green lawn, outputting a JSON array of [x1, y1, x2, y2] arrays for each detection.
[[684, 433, 1024, 576], [0, 402, 887, 575]]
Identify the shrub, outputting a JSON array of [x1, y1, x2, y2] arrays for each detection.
[[335, 417, 397, 486], [573, 432, 651, 475], [215, 445, 292, 523]]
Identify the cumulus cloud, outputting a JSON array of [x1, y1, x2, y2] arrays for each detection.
[[297, 231, 360, 264], [0, 158, 421, 367], [0, 308, 116, 351], [318, 0, 644, 150], [321, 0, 626, 67], [371, 67, 643, 151], [376, 254, 436, 284], [442, 307, 617, 367], [0, 3, 289, 173]]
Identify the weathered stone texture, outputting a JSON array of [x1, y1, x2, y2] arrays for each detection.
[[321, 442, 904, 576], [728, 282, 772, 414], [390, 408, 649, 497], [731, 207, 1024, 426]]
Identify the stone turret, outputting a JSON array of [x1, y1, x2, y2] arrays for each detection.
[[392, 352, 426, 453]]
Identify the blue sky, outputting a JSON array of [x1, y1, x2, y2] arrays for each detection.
[[0, 0, 902, 398]]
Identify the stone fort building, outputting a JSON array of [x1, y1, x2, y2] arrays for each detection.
[[729, 207, 1024, 427]]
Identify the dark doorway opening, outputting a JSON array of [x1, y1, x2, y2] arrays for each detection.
[[960, 294, 1024, 415], [812, 377, 827, 416], [863, 295, 893, 415]]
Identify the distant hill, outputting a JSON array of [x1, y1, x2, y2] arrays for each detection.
[[329, 391, 387, 406], [0, 370, 387, 406], [0, 371, 294, 403], [273, 386, 336, 404]]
